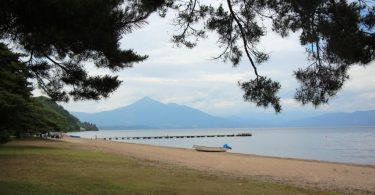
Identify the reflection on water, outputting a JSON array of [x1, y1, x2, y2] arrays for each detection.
[[68, 127, 375, 165]]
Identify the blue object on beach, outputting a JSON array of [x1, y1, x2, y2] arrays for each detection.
[[223, 144, 232, 149]]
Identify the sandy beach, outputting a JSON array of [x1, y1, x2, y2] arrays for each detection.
[[64, 137, 375, 194]]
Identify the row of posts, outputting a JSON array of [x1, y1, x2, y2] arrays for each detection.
[[101, 133, 252, 141]]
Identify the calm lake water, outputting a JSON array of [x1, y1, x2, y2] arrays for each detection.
[[68, 127, 375, 165]]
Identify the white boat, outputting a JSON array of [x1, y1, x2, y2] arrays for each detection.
[[193, 145, 229, 152]]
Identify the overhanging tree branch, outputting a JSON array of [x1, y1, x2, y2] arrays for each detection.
[[226, 0, 259, 80], [43, 54, 69, 73]]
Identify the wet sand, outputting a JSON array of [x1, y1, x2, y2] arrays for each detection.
[[64, 137, 375, 194]]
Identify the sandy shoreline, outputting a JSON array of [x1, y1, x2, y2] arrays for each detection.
[[64, 137, 375, 194]]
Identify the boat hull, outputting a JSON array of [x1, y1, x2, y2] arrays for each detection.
[[193, 145, 228, 152]]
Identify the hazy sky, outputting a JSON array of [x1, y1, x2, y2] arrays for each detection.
[[59, 13, 375, 118]]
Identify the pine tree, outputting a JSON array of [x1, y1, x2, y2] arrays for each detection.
[[0, 43, 32, 141]]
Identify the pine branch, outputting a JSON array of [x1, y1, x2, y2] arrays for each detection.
[[226, 0, 259, 80]]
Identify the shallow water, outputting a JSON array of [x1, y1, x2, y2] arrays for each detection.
[[68, 126, 375, 165]]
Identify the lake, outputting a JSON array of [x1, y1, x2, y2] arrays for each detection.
[[68, 126, 375, 165]]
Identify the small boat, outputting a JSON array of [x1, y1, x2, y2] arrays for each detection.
[[193, 145, 231, 152]]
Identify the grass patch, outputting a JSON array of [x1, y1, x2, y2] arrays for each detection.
[[0, 138, 337, 194]]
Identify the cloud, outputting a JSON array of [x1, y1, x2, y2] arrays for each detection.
[[146, 42, 221, 65], [121, 76, 180, 84], [343, 62, 375, 92], [281, 98, 301, 109]]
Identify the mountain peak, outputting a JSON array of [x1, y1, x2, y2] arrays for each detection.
[[134, 97, 162, 105], [71, 97, 237, 129]]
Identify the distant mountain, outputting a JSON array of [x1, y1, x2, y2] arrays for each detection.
[[228, 110, 375, 127], [288, 110, 375, 127], [72, 97, 242, 129], [72, 97, 375, 129]]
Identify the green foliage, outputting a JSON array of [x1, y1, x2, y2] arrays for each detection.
[[27, 97, 71, 132], [80, 122, 99, 131], [240, 76, 281, 113], [294, 64, 349, 107], [0, 43, 33, 139], [32, 96, 79, 131], [31, 96, 99, 132]]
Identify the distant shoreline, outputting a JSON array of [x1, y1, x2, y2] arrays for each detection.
[[94, 125, 375, 131], [64, 136, 375, 194]]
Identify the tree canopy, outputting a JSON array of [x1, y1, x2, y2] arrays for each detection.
[[0, 43, 97, 142], [0, 0, 165, 101], [0, 0, 374, 113], [168, 0, 374, 112]]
